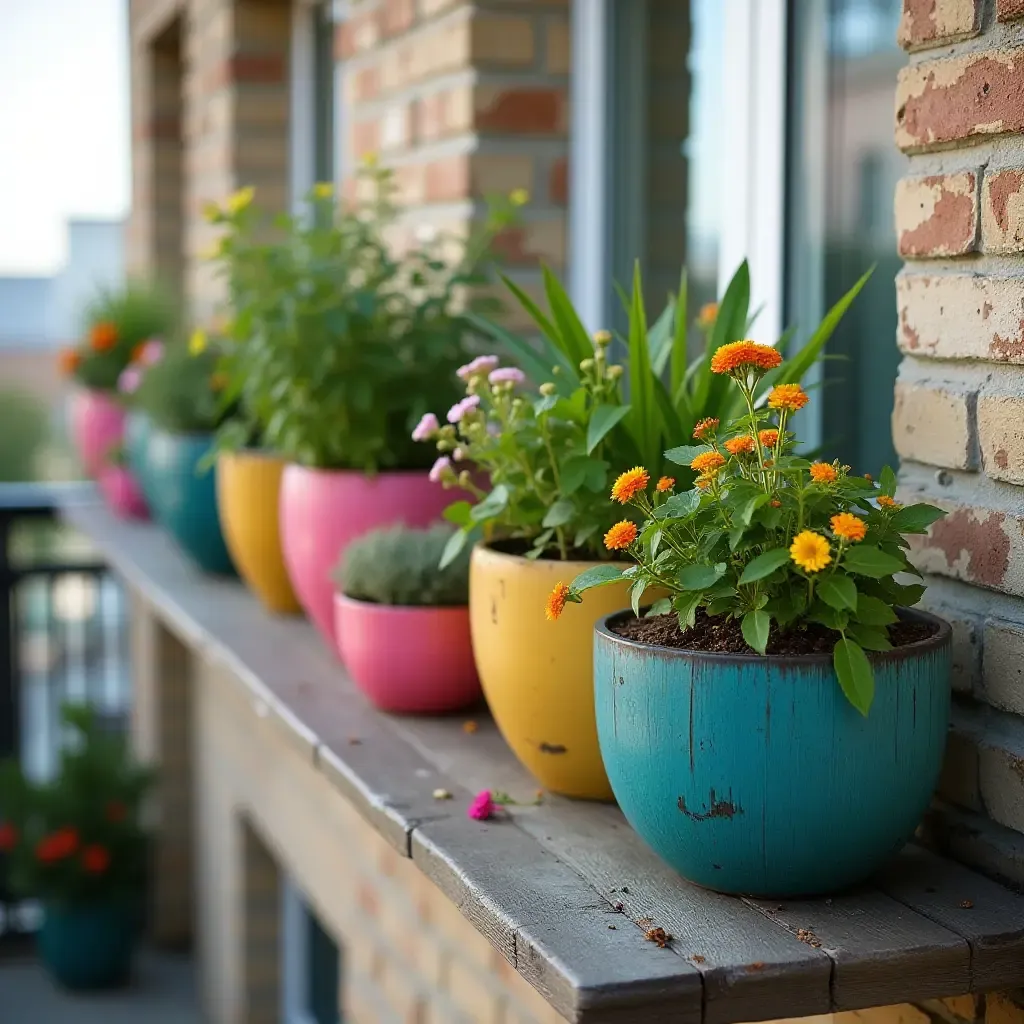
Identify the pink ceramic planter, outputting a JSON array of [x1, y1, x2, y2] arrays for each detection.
[[70, 389, 126, 478], [98, 465, 149, 520], [279, 465, 454, 647], [334, 594, 481, 713]]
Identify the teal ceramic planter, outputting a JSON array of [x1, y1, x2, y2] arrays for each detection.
[[594, 608, 951, 897], [38, 902, 136, 990], [147, 429, 235, 575], [124, 413, 152, 504]]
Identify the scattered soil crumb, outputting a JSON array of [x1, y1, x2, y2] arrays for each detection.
[[690, 954, 706, 964], [960, 900, 974, 909], [614, 609, 937, 655], [463, 720, 478, 734], [347, 737, 362, 745], [608, 924, 616, 930], [796, 928, 822, 948], [637, 917, 653, 927], [746, 962, 765, 972], [613, 902, 624, 913], [645, 927, 673, 948]]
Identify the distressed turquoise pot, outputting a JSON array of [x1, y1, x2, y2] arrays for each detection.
[[147, 429, 235, 575], [38, 902, 136, 990], [124, 413, 152, 504], [594, 608, 951, 897]]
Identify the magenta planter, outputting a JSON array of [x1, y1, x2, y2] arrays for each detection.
[[70, 389, 126, 478], [279, 465, 453, 647], [335, 594, 481, 713], [98, 465, 149, 520]]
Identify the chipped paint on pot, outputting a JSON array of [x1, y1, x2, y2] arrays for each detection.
[[593, 607, 952, 896]]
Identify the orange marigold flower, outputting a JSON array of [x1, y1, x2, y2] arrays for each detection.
[[604, 520, 638, 551], [36, 826, 79, 864], [768, 383, 809, 412], [864, 473, 873, 481], [58, 348, 81, 375], [725, 435, 755, 456], [90, 322, 118, 352], [690, 451, 726, 475], [131, 342, 146, 363], [82, 844, 111, 875], [877, 495, 901, 509], [831, 512, 867, 543], [692, 417, 719, 439], [809, 462, 838, 484], [546, 583, 571, 622], [710, 340, 783, 375], [697, 302, 719, 328], [770, 499, 782, 508], [610, 466, 650, 504], [695, 476, 713, 490], [656, 476, 675, 493], [758, 429, 779, 448], [790, 531, 831, 574]]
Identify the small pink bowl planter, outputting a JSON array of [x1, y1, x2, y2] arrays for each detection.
[[98, 465, 149, 520], [334, 594, 481, 713], [69, 389, 126, 478], [279, 465, 455, 647]]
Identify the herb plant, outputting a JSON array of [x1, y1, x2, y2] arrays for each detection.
[[58, 281, 175, 392], [553, 340, 946, 715], [0, 705, 153, 907], [335, 523, 470, 606], [204, 166, 521, 471]]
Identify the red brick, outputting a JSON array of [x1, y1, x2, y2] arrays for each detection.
[[382, 0, 416, 37], [891, 379, 975, 469], [999, 0, 1024, 20], [550, 157, 568, 204], [978, 393, 1024, 485], [475, 87, 566, 135], [895, 48, 1024, 152], [896, 274, 1024, 363], [895, 172, 978, 257], [351, 119, 380, 161], [424, 154, 470, 202], [352, 66, 380, 103], [982, 167, 1024, 254], [897, 0, 981, 52]]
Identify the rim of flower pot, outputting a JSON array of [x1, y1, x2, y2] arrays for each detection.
[[285, 462, 439, 479], [148, 426, 216, 441], [595, 605, 951, 668], [335, 591, 469, 615], [474, 540, 628, 570]]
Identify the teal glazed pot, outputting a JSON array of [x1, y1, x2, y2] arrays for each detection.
[[593, 608, 951, 897], [147, 429, 235, 575], [38, 902, 136, 990], [124, 412, 153, 504]]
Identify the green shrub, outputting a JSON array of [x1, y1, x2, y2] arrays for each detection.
[[132, 338, 232, 434], [0, 389, 48, 482], [335, 523, 470, 606]]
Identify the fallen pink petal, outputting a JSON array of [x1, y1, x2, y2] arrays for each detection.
[[467, 790, 495, 821]]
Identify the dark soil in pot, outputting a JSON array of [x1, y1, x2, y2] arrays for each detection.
[[613, 607, 937, 656]]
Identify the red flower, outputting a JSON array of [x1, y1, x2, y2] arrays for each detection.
[[0, 822, 18, 852], [36, 827, 80, 864], [105, 800, 127, 824], [81, 844, 111, 875], [467, 790, 495, 821]]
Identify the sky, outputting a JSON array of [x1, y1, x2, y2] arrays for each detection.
[[0, 0, 129, 275]]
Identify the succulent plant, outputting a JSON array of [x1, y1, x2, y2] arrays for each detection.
[[335, 523, 470, 607]]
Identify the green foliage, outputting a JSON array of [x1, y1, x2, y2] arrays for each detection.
[[132, 339, 231, 434], [66, 280, 176, 392], [0, 389, 49, 482], [565, 356, 946, 715], [335, 523, 470, 606], [0, 705, 154, 906], [433, 260, 870, 563], [204, 169, 520, 471]]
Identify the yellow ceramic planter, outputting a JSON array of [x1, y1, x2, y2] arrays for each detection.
[[216, 451, 301, 615], [470, 544, 633, 801]]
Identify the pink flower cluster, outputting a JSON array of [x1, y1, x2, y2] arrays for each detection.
[[447, 395, 481, 424], [456, 355, 499, 381]]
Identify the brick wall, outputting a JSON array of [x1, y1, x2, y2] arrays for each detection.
[[892, 0, 1024, 931], [337, 0, 570, 330]]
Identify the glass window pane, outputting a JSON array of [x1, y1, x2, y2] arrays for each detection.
[[786, 0, 906, 476]]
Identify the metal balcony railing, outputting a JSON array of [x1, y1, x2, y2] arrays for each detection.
[[0, 482, 129, 945]]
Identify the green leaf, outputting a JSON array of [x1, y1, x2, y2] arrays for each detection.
[[439, 526, 478, 570], [879, 465, 897, 497], [738, 548, 792, 585], [625, 262, 659, 469], [670, 270, 688, 399], [542, 499, 575, 528], [677, 562, 726, 591], [842, 544, 905, 579], [655, 489, 701, 520], [739, 493, 771, 526], [543, 265, 595, 369], [534, 394, 559, 416], [470, 484, 510, 524], [664, 444, 712, 466], [847, 623, 893, 651], [587, 404, 632, 454], [741, 610, 771, 655], [645, 597, 672, 618], [888, 503, 947, 534], [465, 309, 576, 394], [570, 563, 627, 594], [442, 500, 473, 527], [854, 594, 899, 626], [817, 574, 858, 612], [834, 637, 874, 716], [574, 524, 598, 549], [630, 577, 648, 617], [808, 604, 849, 631], [693, 261, 749, 413], [674, 591, 703, 629]]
